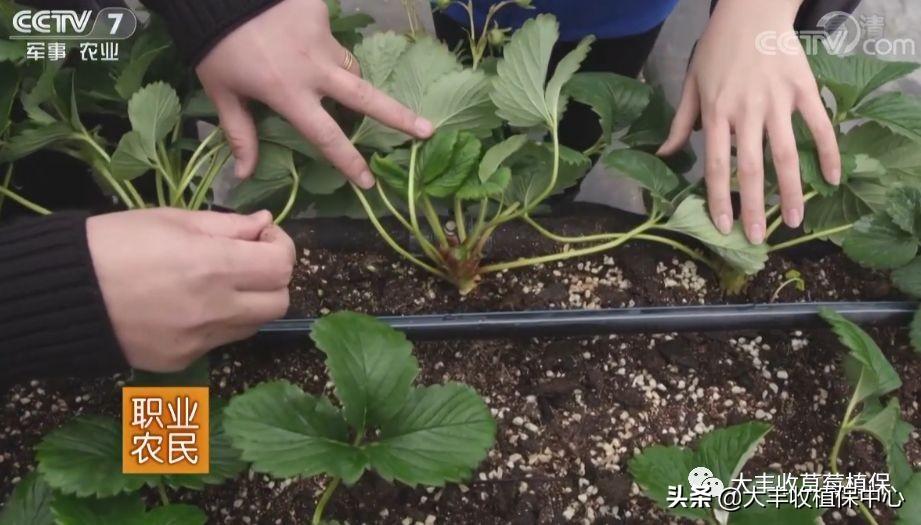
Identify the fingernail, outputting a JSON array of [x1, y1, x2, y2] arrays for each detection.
[[234, 161, 247, 179], [785, 208, 802, 228], [830, 167, 841, 185], [747, 223, 765, 245], [415, 118, 434, 137], [358, 171, 375, 189], [716, 214, 732, 235]]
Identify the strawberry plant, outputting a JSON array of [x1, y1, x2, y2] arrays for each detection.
[[630, 312, 920, 525], [0, 359, 244, 524], [0, 1, 371, 223], [240, 12, 761, 294], [820, 309, 919, 525], [223, 311, 496, 524], [629, 421, 827, 524]]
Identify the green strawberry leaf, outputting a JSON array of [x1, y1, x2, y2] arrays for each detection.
[[128, 82, 181, 157], [665, 196, 768, 275], [809, 49, 919, 114], [165, 400, 248, 490], [911, 308, 921, 355], [353, 32, 409, 89], [0, 472, 54, 525], [367, 384, 495, 487], [110, 131, 154, 182], [370, 151, 410, 193], [425, 132, 481, 198], [457, 166, 512, 201], [51, 494, 206, 525], [851, 398, 914, 489], [630, 422, 771, 523], [420, 69, 500, 137], [491, 14, 559, 128], [0, 122, 74, 163], [310, 312, 419, 433], [353, 36, 458, 150], [842, 212, 918, 270], [418, 130, 458, 183], [886, 186, 921, 237], [852, 92, 921, 143], [223, 380, 365, 484], [896, 473, 921, 524], [693, 422, 772, 487], [36, 416, 159, 498], [892, 258, 921, 298], [299, 159, 346, 196], [504, 142, 591, 207], [628, 444, 708, 521], [564, 72, 652, 143], [478, 135, 528, 183], [602, 148, 679, 199], [820, 308, 902, 402]]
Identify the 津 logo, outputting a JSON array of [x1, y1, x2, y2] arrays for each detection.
[[10, 8, 137, 40]]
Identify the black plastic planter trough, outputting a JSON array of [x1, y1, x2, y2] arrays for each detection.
[[260, 301, 918, 340], [267, 214, 914, 340]]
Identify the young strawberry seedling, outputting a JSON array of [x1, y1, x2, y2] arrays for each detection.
[[223, 312, 496, 524]]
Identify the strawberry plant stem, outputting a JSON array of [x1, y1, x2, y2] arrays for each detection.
[[524, 216, 716, 270], [455, 198, 467, 242], [479, 219, 656, 274], [526, 128, 561, 215], [351, 183, 449, 279], [768, 224, 854, 253], [312, 477, 341, 525], [376, 184, 445, 263], [157, 481, 170, 506], [829, 394, 880, 525], [766, 192, 817, 239], [0, 164, 14, 216], [422, 195, 449, 248], [275, 161, 301, 224], [189, 149, 232, 210], [0, 182, 51, 216], [73, 133, 138, 209]]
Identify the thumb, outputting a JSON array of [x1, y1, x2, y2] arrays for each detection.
[[188, 210, 273, 241], [215, 94, 259, 179]]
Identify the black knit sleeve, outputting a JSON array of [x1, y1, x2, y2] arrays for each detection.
[[141, 0, 284, 64], [0, 213, 127, 385]]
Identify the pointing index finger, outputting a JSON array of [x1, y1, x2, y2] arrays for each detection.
[[326, 67, 434, 140]]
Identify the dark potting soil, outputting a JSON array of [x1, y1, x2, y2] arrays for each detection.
[[0, 213, 917, 524]]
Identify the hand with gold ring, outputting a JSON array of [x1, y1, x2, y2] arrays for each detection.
[[195, 0, 434, 188]]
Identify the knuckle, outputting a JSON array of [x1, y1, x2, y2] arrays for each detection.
[[706, 154, 729, 175], [772, 147, 799, 170], [351, 80, 374, 107], [738, 158, 762, 176]]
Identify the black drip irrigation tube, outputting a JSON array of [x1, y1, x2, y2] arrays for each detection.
[[260, 301, 918, 341]]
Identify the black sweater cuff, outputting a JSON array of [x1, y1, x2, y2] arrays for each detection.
[[142, 0, 285, 64], [0, 212, 126, 385]]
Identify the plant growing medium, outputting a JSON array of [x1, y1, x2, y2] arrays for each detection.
[[629, 309, 921, 525], [0, 312, 495, 524], [222, 312, 496, 524]]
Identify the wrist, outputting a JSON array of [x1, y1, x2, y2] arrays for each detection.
[[712, 0, 803, 26]]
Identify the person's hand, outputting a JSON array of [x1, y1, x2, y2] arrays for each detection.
[[87, 209, 295, 372], [195, 0, 434, 188], [658, 0, 840, 244]]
